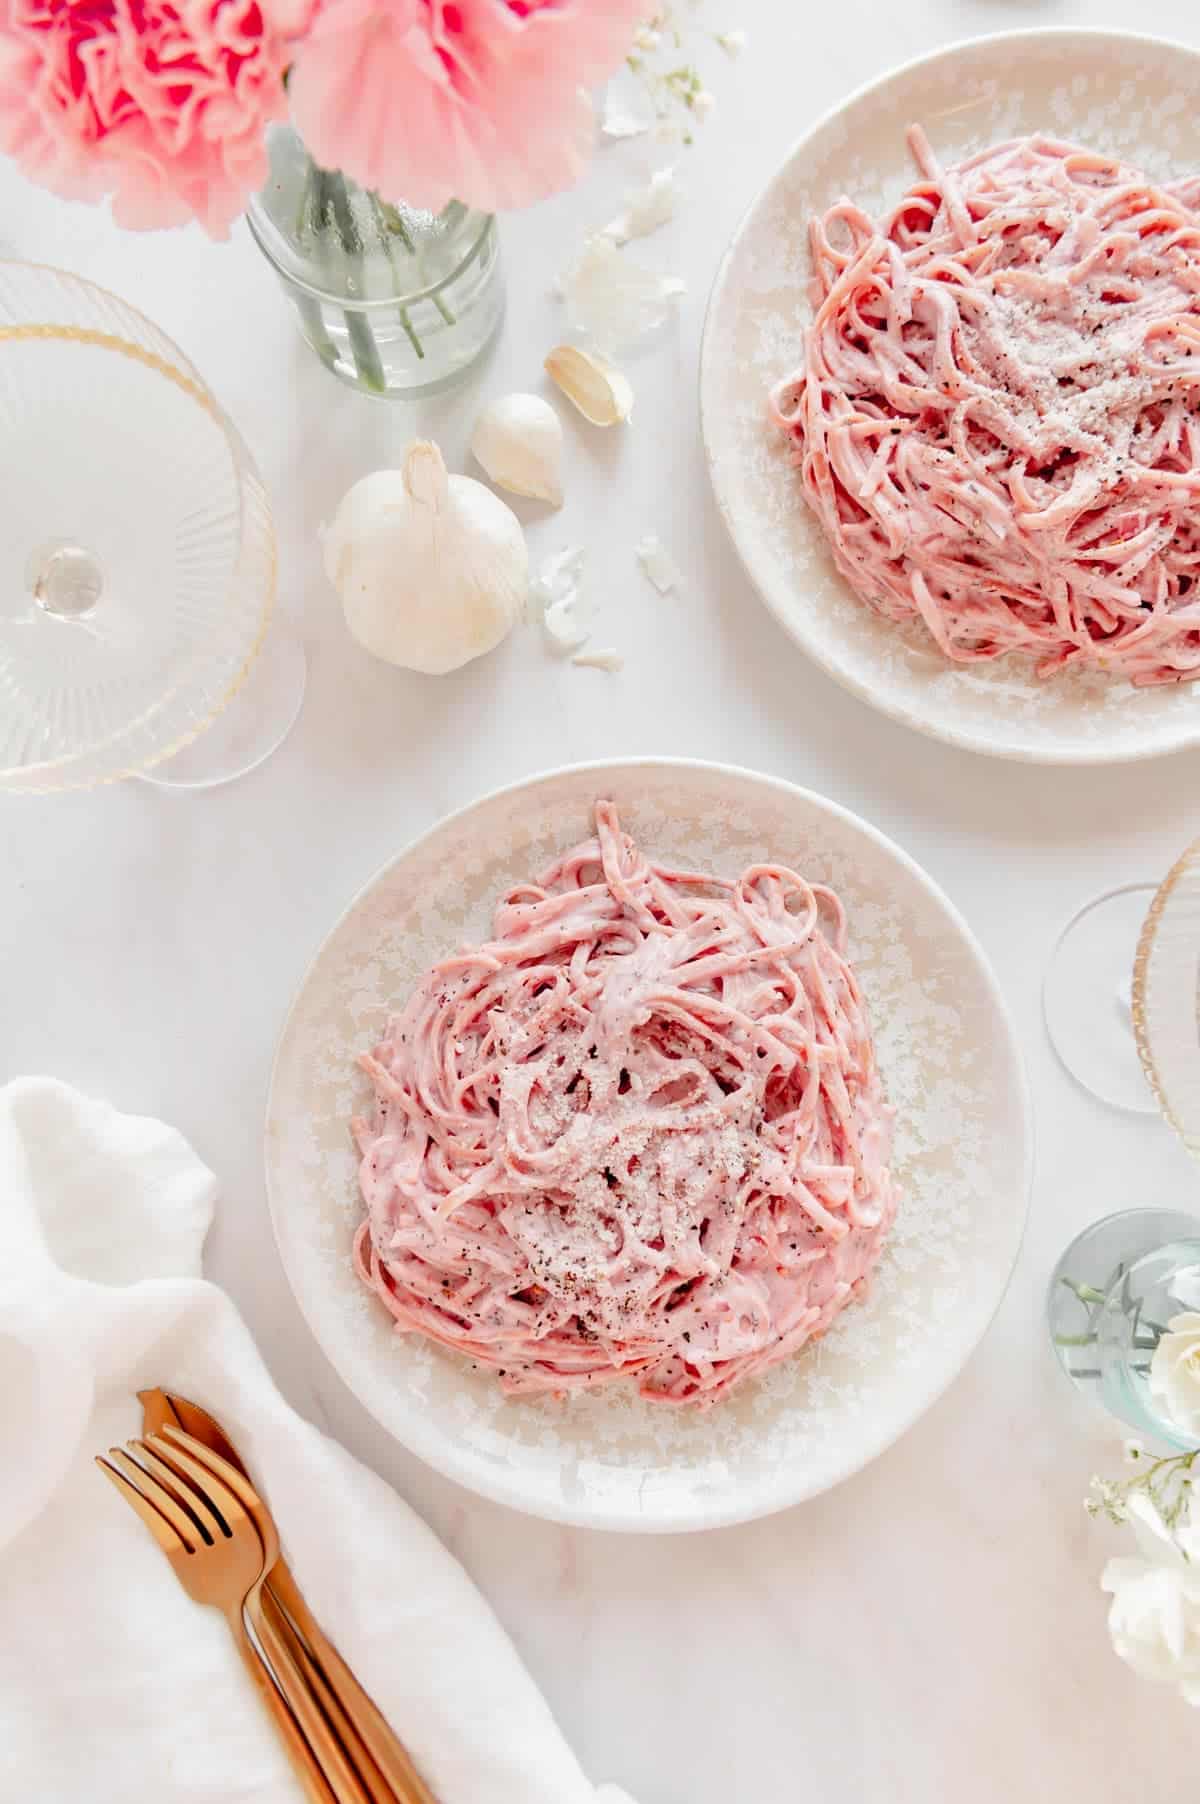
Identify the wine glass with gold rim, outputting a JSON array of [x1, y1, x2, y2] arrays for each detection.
[[1047, 845, 1200, 1437], [0, 261, 304, 793]]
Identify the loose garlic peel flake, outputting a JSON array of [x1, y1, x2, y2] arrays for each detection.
[[544, 345, 634, 427], [603, 167, 680, 246], [636, 532, 682, 595], [322, 441, 527, 675], [559, 236, 685, 352], [531, 545, 594, 652], [571, 647, 623, 671]]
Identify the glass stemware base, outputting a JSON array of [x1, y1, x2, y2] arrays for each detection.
[[139, 621, 306, 790], [1043, 885, 1158, 1113]]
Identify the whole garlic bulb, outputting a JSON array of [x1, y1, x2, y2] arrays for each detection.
[[323, 441, 527, 675], [470, 393, 564, 506]]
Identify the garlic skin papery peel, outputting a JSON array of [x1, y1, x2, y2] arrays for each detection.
[[603, 167, 680, 246], [322, 441, 528, 675], [529, 546, 595, 653], [470, 394, 564, 506], [560, 237, 685, 352]]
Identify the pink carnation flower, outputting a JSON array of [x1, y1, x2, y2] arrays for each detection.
[[0, 0, 310, 238], [289, 0, 650, 215]]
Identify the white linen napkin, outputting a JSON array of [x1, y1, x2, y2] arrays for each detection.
[[0, 1078, 637, 1804]]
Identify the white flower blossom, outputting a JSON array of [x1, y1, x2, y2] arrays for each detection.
[[1169, 1265, 1200, 1312], [1102, 1494, 1200, 1704], [1150, 1313, 1200, 1440]]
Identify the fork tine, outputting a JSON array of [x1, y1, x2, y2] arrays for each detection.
[[126, 1439, 223, 1542], [95, 1455, 186, 1555], [157, 1426, 258, 1517], [146, 1431, 253, 1534], [107, 1447, 202, 1553]]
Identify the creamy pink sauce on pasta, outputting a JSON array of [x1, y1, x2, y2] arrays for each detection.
[[352, 803, 896, 1408], [769, 129, 1200, 684]]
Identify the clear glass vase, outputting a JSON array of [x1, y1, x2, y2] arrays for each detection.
[[1048, 1209, 1200, 1448], [247, 128, 505, 399]]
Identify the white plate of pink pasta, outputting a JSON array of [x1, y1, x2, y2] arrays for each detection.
[[701, 28, 1200, 763], [265, 761, 1030, 1531]]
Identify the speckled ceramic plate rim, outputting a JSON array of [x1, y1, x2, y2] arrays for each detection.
[[264, 760, 1033, 1531], [700, 27, 1200, 766]]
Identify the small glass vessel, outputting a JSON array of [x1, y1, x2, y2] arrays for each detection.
[[247, 128, 506, 399], [1049, 1210, 1200, 1447]]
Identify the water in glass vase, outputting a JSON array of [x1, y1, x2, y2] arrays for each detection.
[[1049, 1209, 1200, 1446], [248, 128, 505, 399]]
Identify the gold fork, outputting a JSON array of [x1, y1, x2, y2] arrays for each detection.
[[157, 1422, 435, 1804], [130, 1434, 375, 1804], [95, 1445, 335, 1804], [140, 1390, 437, 1804]]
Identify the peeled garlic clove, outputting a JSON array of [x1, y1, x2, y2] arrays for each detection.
[[544, 345, 634, 427], [470, 393, 564, 507], [323, 440, 527, 675]]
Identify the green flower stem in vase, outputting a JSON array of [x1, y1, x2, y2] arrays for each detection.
[[367, 195, 425, 363], [318, 170, 388, 394], [290, 168, 340, 375], [247, 127, 505, 400], [376, 200, 457, 329]]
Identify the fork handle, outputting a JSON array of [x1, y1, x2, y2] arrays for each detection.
[[308, 1631, 438, 1804], [251, 1594, 374, 1804], [264, 1591, 396, 1804], [226, 1608, 337, 1804], [307, 1632, 437, 1804], [267, 1568, 438, 1804]]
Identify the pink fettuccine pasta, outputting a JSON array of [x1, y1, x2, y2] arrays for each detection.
[[770, 130, 1200, 685], [352, 804, 896, 1408]]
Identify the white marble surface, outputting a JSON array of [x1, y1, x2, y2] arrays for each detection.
[[5, 2, 1200, 1797]]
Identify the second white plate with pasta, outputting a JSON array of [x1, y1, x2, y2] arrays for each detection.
[[265, 761, 1030, 1531], [701, 28, 1200, 763]]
